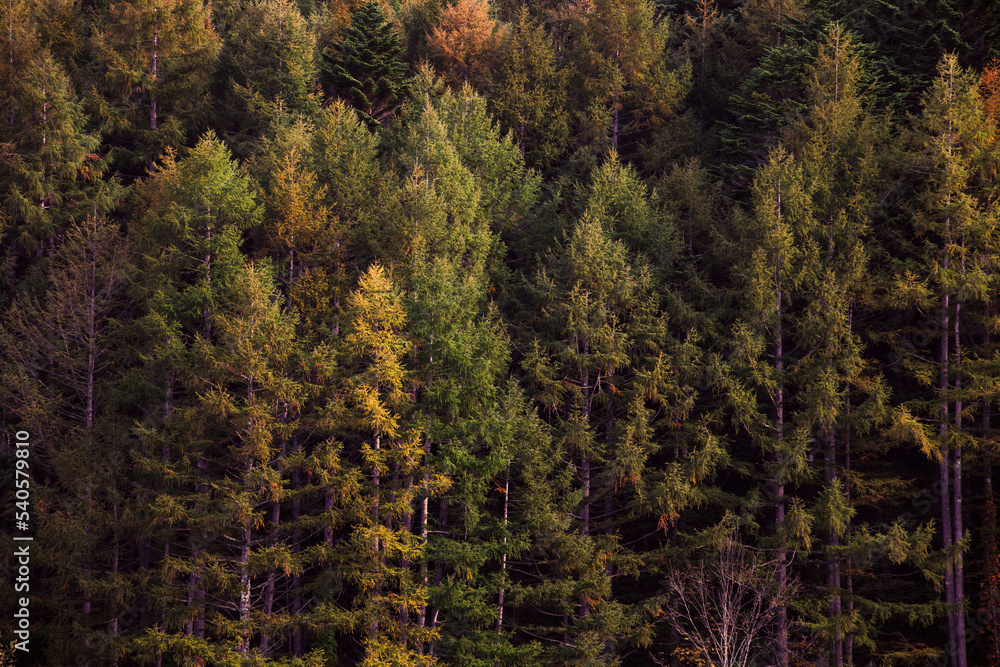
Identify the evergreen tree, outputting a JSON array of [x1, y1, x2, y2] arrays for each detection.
[[0, 217, 133, 664], [787, 26, 884, 666], [217, 0, 319, 146], [519, 192, 720, 661], [0, 49, 116, 296], [378, 79, 528, 663], [732, 145, 813, 667], [488, 7, 570, 169], [332, 263, 437, 666], [890, 53, 995, 667], [567, 0, 690, 156], [126, 133, 263, 662], [321, 0, 412, 127], [88, 0, 221, 171]]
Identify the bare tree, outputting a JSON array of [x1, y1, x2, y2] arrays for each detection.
[[659, 524, 791, 667]]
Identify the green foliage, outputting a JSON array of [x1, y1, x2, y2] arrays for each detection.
[[0, 48, 117, 294], [567, 0, 690, 157], [5, 3, 1000, 666], [217, 0, 320, 144], [321, 0, 412, 126], [488, 7, 570, 169], [88, 0, 221, 171]]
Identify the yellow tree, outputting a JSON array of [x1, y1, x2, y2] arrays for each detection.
[[334, 264, 440, 666]]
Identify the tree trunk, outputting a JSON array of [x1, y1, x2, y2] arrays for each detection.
[[845, 380, 854, 667], [941, 278, 957, 667], [497, 465, 509, 634], [369, 432, 382, 645], [954, 298, 967, 667], [417, 437, 430, 639], [985, 324, 1000, 667], [826, 424, 843, 667], [775, 252, 788, 667], [238, 525, 251, 655], [151, 9, 157, 131], [260, 499, 280, 653], [292, 463, 303, 657]]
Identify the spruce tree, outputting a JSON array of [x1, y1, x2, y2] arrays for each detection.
[[518, 170, 721, 660], [567, 0, 690, 156], [788, 26, 886, 666], [890, 53, 995, 667], [379, 80, 527, 663], [126, 133, 263, 662], [217, 0, 319, 146], [0, 49, 116, 296]]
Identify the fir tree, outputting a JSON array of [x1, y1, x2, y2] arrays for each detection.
[[0, 49, 116, 296], [321, 0, 412, 127], [217, 0, 319, 146], [0, 217, 133, 663], [567, 0, 690, 156], [890, 53, 995, 667], [333, 263, 437, 666]]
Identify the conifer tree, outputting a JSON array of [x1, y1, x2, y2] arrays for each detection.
[[519, 178, 720, 660], [425, 0, 504, 90], [567, 0, 690, 155], [787, 26, 886, 666], [217, 0, 319, 144], [731, 145, 813, 667], [0, 49, 115, 295], [308, 100, 398, 271], [333, 263, 437, 666], [0, 0, 36, 128], [891, 54, 995, 667], [127, 133, 263, 661], [377, 80, 529, 663], [0, 217, 133, 663], [321, 0, 412, 127], [488, 7, 570, 169], [88, 0, 221, 170]]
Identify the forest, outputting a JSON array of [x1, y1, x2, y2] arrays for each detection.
[[2, 0, 1000, 665]]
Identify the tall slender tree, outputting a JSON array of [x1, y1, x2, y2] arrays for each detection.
[[89, 0, 221, 170]]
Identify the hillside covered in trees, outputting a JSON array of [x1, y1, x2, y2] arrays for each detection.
[[3, 0, 1000, 665]]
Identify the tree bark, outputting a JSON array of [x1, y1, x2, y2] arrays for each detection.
[[941, 276, 957, 667], [954, 298, 966, 667], [498, 466, 509, 634]]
